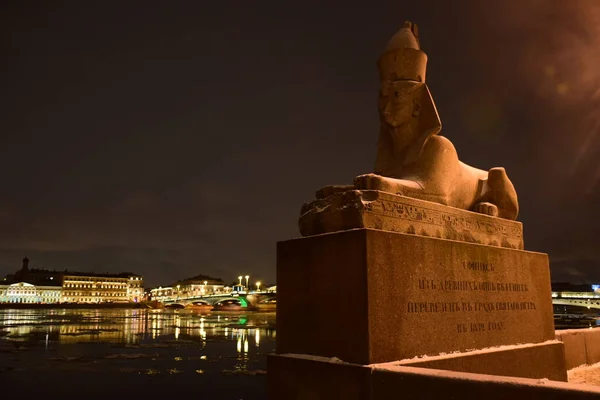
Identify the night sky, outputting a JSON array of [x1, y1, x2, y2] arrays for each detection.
[[2, 1, 600, 288]]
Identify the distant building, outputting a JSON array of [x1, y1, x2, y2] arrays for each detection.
[[12, 257, 62, 285], [0, 258, 63, 303], [0, 282, 62, 304], [149, 286, 173, 302], [4, 257, 62, 285], [231, 284, 244, 293], [0, 257, 144, 304], [149, 274, 228, 302], [62, 272, 143, 303], [172, 274, 226, 298]]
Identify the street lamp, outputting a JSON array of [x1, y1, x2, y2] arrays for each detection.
[[256, 281, 261, 292], [245, 275, 249, 289], [238, 276, 242, 286], [203, 280, 208, 295]]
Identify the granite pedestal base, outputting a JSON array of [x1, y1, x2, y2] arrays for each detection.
[[268, 354, 595, 400], [277, 228, 562, 379]]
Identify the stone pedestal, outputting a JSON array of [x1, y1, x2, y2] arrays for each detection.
[[271, 195, 569, 398], [278, 229, 558, 370]]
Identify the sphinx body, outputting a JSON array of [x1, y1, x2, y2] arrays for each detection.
[[317, 22, 519, 220]]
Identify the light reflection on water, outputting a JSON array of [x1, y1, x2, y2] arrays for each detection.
[[0, 308, 276, 398], [0, 308, 275, 345]]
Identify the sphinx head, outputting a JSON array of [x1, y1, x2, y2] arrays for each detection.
[[377, 22, 441, 155], [378, 21, 427, 84], [379, 80, 422, 129]]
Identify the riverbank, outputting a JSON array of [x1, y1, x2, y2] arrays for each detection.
[[0, 302, 151, 310]]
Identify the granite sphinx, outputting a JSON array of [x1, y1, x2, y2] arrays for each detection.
[[271, 22, 568, 400], [312, 22, 519, 221]]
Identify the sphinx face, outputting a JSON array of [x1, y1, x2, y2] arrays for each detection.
[[378, 80, 423, 129]]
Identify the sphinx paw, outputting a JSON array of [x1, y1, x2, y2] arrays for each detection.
[[473, 202, 499, 217], [315, 185, 354, 199], [354, 173, 398, 193], [485, 167, 519, 220]]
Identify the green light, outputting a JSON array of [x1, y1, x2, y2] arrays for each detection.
[[239, 298, 248, 308], [239, 317, 248, 325]]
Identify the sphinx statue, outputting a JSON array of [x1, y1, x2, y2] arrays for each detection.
[[315, 21, 519, 220]]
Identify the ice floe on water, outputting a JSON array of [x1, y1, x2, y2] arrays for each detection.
[[0, 308, 276, 397]]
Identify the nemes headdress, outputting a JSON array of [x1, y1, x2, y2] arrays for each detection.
[[378, 21, 427, 83]]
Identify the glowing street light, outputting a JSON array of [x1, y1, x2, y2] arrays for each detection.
[[245, 275, 249, 288], [256, 281, 261, 292], [238, 276, 243, 286]]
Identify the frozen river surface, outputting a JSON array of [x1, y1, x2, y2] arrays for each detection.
[[0, 308, 276, 399]]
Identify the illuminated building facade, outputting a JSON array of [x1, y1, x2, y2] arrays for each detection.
[[149, 286, 173, 302], [1, 257, 144, 304], [127, 275, 144, 302], [175, 280, 225, 297], [0, 282, 62, 303], [172, 275, 226, 299], [149, 274, 227, 302], [62, 273, 144, 303]]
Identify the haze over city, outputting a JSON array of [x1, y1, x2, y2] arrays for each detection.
[[2, 0, 600, 287]]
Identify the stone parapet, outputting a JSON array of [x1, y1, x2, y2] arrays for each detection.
[[268, 354, 599, 400], [556, 328, 600, 369]]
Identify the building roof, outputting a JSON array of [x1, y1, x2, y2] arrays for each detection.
[[27, 268, 61, 274], [150, 286, 173, 292], [5, 281, 62, 289], [3, 258, 142, 284], [1, 280, 62, 288], [62, 271, 142, 279], [172, 273, 224, 286]]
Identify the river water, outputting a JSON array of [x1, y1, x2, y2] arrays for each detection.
[[0, 308, 276, 399]]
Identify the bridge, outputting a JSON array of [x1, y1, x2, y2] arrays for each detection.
[[553, 298, 600, 310], [161, 290, 276, 309], [552, 292, 600, 311]]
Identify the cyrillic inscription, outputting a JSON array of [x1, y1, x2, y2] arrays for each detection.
[[417, 279, 528, 292], [407, 301, 536, 313], [409, 259, 538, 339], [457, 321, 506, 333]]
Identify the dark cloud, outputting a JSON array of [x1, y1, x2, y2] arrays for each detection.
[[2, 0, 600, 286]]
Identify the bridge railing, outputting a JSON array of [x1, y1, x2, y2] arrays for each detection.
[[553, 298, 600, 310], [159, 290, 275, 304]]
